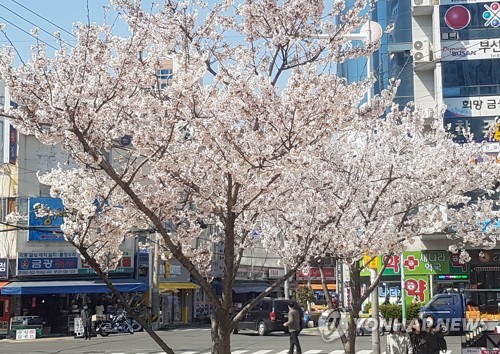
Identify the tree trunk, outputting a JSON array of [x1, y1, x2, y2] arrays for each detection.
[[343, 314, 358, 354], [211, 309, 232, 354], [318, 265, 334, 309]]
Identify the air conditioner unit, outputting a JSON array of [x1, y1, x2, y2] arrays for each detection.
[[413, 40, 432, 62], [412, 0, 431, 7]]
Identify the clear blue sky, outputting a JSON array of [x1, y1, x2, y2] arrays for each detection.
[[0, 0, 156, 64]]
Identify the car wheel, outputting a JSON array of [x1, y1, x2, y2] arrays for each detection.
[[257, 321, 268, 336], [356, 328, 364, 336]]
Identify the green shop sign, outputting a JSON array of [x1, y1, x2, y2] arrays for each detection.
[[360, 251, 469, 276]]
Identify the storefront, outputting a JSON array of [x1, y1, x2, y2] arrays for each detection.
[[296, 266, 336, 301], [360, 251, 470, 305], [160, 259, 197, 324], [1, 279, 147, 335]]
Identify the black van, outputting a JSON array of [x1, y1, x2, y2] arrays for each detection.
[[233, 298, 303, 336]]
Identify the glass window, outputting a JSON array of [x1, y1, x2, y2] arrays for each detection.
[[430, 296, 452, 308], [442, 59, 500, 98]]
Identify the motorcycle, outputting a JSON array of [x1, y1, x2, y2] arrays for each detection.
[[95, 310, 135, 336]]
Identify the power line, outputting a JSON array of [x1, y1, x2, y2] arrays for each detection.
[[0, 14, 58, 51], [0, 3, 73, 47], [10, 0, 75, 38]]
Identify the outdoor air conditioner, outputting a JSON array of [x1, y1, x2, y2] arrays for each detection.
[[413, 40, 432, 62], [412, 0, 431, 7]]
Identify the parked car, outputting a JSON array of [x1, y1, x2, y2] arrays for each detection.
[[233, 298, 303, 336], [356, 312, 386, 336]]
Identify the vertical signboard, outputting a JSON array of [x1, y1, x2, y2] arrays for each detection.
[[8, 125, 16, 164], [0, 258, 8, 279], [28, 197, 65, 242]]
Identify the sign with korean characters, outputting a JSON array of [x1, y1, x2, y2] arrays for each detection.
[[0, 258, 8, 279], [444, 95, 500, 118], [78, 251, 134, 274], [360, 251, 469, 276], [403, 251, 469, 275], [439, 39, 500, 61], [17, 251, 78, 276], [404, 275, 430, 306]]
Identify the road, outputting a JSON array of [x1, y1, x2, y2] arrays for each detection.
[[0, 327, 463, 354]]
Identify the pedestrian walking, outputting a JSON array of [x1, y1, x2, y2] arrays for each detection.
[[81, 304, 92, 340], [284, 302, 302, 354], [386, 318, 410, 354]]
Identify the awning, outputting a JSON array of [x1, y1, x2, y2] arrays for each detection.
[[1, 279, 148, 295], [232, 281, 282, 294], [159, 282, 198, 292], [299, 283, 336, 291]]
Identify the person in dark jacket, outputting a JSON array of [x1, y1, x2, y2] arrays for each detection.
[[408, 318, 442, 354], [284, 302, 302, 354], [81, 304, 92, 339]]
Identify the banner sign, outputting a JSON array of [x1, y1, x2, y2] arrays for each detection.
[[444, 95, 500, 118], [440, 39, 500, 61], [17, 251, 78, 276], [28, 197, 66, 242]]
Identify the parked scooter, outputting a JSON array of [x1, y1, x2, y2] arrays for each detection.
[[96, 310, 134, 336]]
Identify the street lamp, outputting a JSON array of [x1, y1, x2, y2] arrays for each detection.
[[315, 20, 383, 106]]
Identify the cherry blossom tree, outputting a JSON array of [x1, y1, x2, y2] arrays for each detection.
[[263, 104, 500, 354], [0, 0, 392, 352], [2, 0, 498, 353]]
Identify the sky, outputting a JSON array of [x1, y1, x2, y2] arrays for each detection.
[[0, 0, 156, 65]]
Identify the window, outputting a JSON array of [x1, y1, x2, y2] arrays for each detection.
[[429, 296, 452, 308], [156, 69, 173, 80]]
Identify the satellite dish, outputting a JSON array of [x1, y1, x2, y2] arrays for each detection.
[[359, 21, 383, 43]]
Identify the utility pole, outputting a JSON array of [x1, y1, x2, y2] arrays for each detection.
[[151, 232, 160, 329], [370, 267, 380, 354]]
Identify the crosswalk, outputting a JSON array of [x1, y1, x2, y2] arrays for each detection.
[[111, 350, 454, 354]]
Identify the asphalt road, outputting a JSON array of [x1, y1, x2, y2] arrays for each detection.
[[0, 327, 463, 354]]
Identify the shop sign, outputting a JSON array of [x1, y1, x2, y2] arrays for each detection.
[[444, 95, 500, 118], [28, 197, 66, 242], [16, 328, 36, 340], [17, 251, 78, 275], [78, 252, 134, 274], [0, 258, 8, 279], [469, 249, 500, 265], [361, 251, 469, 276], [404, 275, 430, 305], [296, 267, 335, 281], [439, 39, 500, 61], [9, 125, 16, 165]]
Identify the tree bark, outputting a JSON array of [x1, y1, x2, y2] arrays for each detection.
[[318, 264, 334, 309], [211, 309, 232, 354]]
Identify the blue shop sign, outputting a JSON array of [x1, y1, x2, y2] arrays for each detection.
[[28, 197, 65, 242], [18, 251, 78, 276]]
